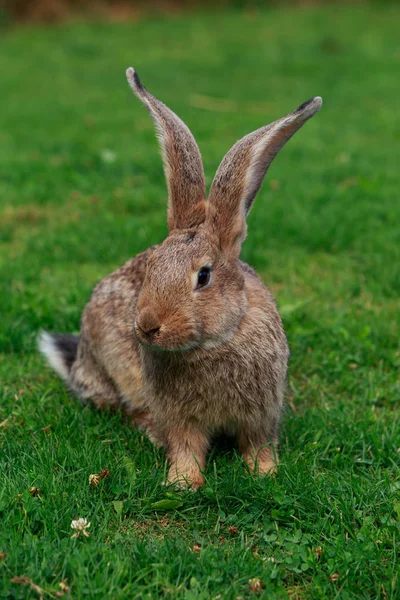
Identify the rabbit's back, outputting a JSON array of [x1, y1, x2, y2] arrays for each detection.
[[82, 247, 156, 346], [69, 247, 157, 413]]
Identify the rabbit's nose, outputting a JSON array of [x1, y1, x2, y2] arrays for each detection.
[[135, 310, 161, 340]]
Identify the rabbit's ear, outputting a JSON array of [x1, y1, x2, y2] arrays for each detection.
[[127, 68, 206, 231], [206, 97, 322, 258]]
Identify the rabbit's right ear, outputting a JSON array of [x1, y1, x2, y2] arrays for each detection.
[[126, 68, 207, 231], [206, 97, 322, 259]]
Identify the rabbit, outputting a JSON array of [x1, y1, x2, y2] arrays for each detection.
[[39, 67, 322, 489]]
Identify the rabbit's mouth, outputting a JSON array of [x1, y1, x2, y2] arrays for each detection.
[[141, 340, 199, 353], [134, 319, 199, 352]]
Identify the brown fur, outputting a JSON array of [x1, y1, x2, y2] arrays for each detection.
[[40, 70, 322, 488], [127, 68, 206, 231], [207, 96, 323, 259]]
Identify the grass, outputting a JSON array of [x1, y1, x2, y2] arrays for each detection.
[[0, 3, 399, 598]]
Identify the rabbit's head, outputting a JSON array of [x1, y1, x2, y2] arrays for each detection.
[[127, 68, 321, 351]]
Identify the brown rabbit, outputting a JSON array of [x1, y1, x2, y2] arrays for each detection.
[[39, 68, 322, 489]]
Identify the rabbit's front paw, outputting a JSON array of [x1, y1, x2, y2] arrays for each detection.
[[240, 435, 278, 477], [167, 466, 204, 491]]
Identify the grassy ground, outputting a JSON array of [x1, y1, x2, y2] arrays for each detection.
[[1, 3, 399, 599]]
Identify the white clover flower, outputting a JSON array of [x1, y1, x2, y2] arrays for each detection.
[[71, 518, 91, 538]]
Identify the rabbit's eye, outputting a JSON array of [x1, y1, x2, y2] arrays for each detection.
[[196, 267, 212, 289]]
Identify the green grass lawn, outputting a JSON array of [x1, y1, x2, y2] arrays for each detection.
[[1, 3, 399, 598]]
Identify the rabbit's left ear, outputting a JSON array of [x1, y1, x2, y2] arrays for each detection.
[[127, 68, 206, 231], [206, 97, 322, 259]]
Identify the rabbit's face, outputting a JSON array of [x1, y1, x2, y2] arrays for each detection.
[[135, 227, 247, 351]]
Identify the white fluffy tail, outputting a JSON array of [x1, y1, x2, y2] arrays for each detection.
[[38, 332, 79, 382]]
